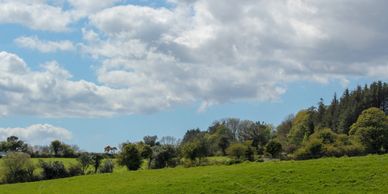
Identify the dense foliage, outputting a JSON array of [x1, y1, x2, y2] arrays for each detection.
[[2, 152, 35, 183]]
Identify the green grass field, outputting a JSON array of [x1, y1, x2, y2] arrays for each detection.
[[0, 155, 388, 194]]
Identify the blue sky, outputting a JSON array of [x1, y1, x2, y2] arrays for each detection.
[[0, 0, 385, 151]]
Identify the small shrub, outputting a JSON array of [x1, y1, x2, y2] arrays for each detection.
[[265, 140, 283, 158], [342, 143, 365, 156], [294, 139, 323, 160], [226, 143, 247, 160], [323, 144, 342, 157], [68, 164, 83, 176], [99, 160, 114, 173], [39, 160, 69, 180]]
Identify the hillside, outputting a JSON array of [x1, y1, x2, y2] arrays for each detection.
[[0, 155, 387, 194]]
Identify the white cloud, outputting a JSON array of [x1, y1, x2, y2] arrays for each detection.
[[89, 5, 173, 40], [0, 1, 74, 31], [0, 124, 72, 145], [68, 0, 122, 15], [15, 36, 75, 53], [82, 0, 388, 111], [1, 0, 388, 117], [0, 51, 180, 117]]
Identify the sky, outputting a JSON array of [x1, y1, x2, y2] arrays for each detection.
[[0, 0, 386, 152]]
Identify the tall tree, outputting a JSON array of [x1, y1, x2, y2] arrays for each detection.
[[117, 144, 142, 171], [143, 136, 158, 147], [50, 140, 62, 157]]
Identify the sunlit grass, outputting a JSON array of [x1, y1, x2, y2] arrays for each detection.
[[0, 154, 387, 193]]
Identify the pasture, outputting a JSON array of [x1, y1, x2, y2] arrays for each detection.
[[0, 155, 387, 193]]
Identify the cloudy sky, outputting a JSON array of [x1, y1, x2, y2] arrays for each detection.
[[0, 0, 386, 151]]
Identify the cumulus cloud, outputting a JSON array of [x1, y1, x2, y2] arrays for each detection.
[[67, 0, 123, 15], [0, 1, 74, 31], [0, 51, 180, 117], [15, 36, 75, 53], [82, 0, 388, 109], [1, 0, 388, 117], [0, 124, 72, 145]]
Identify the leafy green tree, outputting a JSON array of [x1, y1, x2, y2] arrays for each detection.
[[118, 144, 142, 171], [50, 140, 62, 157], [265, 140, 282, 158], [239, 122, 272, 154], [181, 129, 205, 144], [152, 145, 178, 169], [276, 115, 294, 147], [77, 153, 92, 174], [288, 110, 315, 147], [61, 144, 76, 158], [207, 124, 234, 155], [181, 142, 198, 161], [180, 141, 208, 162], [143, 136, 158, 147], [0, 136, 28, 152], [349, 107, 388, 153], [218, 136, 231, 156], [91, 154, 104, 173]]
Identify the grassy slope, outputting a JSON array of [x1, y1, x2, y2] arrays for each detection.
[[0, 155, 387, 194]]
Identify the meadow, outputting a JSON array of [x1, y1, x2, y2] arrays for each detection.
[[0, 154, 387, 194]]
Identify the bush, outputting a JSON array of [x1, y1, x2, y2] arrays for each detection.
[[265, 140, 283, 158], [99, 160, 114, 173], [39, 160, 69, 180], [341, 143, 365, 156], [226, 143, 247, 160], [293, 127, 368, 160], [2, 152, 36, 183], [294, 139, 323, 160], [323, 144, 342, 157], [68, 164, 83, 176]]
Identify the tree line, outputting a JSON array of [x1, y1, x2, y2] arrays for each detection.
[[1, 81, 388, 184]]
